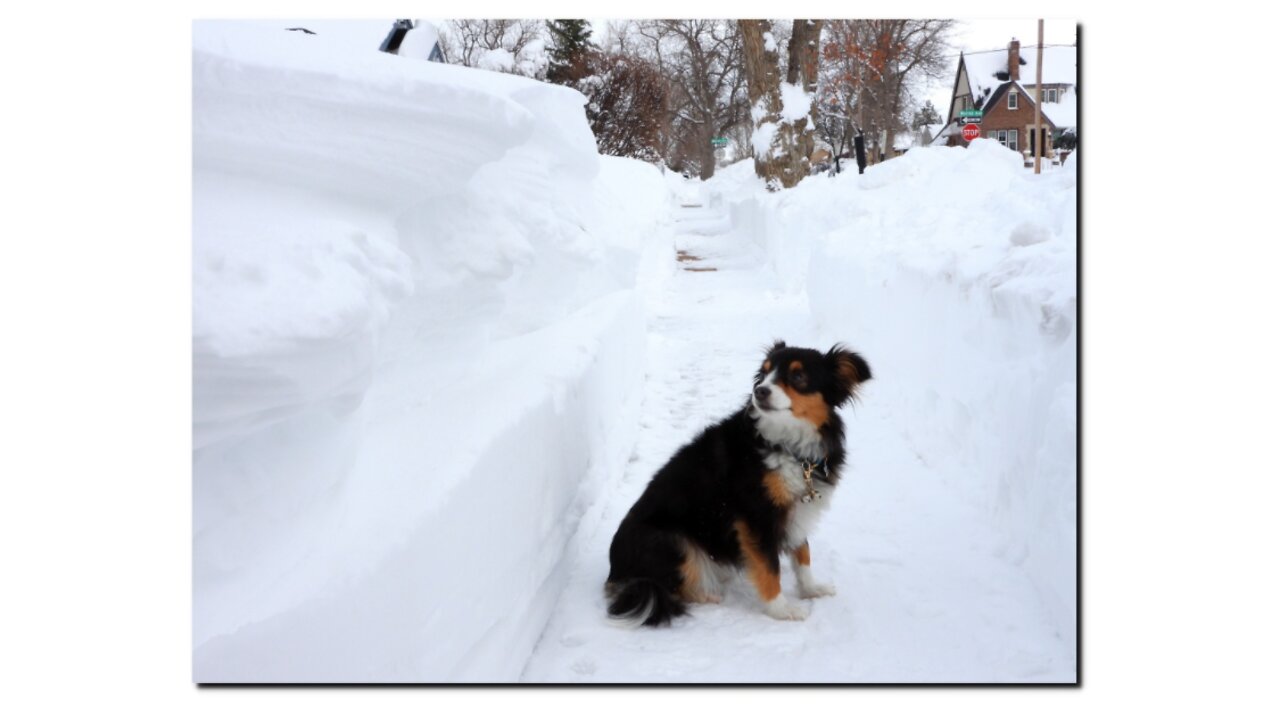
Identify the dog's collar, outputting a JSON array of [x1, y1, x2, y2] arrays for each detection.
[[777, 445, 829, 475], [799, 458, 829, 502], [760, 439, 834, 493]]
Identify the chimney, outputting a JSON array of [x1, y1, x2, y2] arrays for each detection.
[[1008, 38, 1021, 82]]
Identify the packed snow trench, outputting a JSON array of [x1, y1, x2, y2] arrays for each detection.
[[192, 22, 1076, 684], [521, 162, 1076, 683]]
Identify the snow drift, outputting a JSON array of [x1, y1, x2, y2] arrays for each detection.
[[707, 142, 1078, 653], [192, 22, 668, 682]]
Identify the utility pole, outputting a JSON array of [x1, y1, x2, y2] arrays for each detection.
[[1034, 19, 1045, 174]]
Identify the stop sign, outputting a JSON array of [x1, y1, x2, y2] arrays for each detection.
[[962, 123, 981, 142]]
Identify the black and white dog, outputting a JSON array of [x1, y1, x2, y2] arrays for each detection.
[[605, 341, 871, 625]]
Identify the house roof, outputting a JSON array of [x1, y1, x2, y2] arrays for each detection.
[[961, 44, 1077, 108], [1037, 85, 1077, 129], [379, 19, 413, 53], [397, 21, 442, 61]]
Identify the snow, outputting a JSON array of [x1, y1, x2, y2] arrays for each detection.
[[763, 31, 777, 53], [193, 20, 1075, 684], [750, 85, 814, 161], [779, 81, 813, 122], [476, 44, 548, 77], [477, 47, 516, 73], [962, 45, 1077, 111], [523, 144, 1076, 682], [752, 120, 779, 158], [1039, 85, 1078, 129], [395, 21, 440, 60], [193, 21, 669, 682]]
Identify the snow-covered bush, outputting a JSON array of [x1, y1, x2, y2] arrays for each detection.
[[575, 52, 668, 163]]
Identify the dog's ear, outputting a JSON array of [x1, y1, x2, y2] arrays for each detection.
[[827, 344, 871, 405], [764, 339, 786, 357]]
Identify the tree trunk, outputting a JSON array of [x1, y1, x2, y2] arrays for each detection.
[[739, 19, 823, 190], [699, 125, 716, 180], [788, 20, 823, 165]]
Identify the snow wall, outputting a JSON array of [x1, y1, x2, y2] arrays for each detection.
[[192, 23, 669, 681], [723, 143, 1078, 653]]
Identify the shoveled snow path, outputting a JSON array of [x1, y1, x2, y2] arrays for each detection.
[[519, 187, 1074, 683]]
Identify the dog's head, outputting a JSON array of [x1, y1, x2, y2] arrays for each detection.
[[751, 341, 872, 432]]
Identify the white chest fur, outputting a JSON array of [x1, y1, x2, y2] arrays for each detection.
[[763, 451, 835, 549]]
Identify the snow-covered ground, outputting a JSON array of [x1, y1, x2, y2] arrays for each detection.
[[522, 149, 1076, 683], [193, 21, 1075, 683]]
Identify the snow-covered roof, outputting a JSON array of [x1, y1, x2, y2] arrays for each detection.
[[397, 21, 442, 61], [961, 44, 1076, 108], [922, 123, 944, 143], [1037, 86, 1077, 130]]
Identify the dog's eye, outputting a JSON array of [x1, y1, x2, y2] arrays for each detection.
[[790, 371, 808, 389]]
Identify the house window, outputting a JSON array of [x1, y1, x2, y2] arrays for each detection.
[[990, 129, 1019, 152], [1042, 87, 1058, 103], [1008, 90, 1018, 110]]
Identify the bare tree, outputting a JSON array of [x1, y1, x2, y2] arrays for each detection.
[[603, 20, 639, 55], [628, 20, 749, 179], [739, 19, 824, 189], [438, 19, 548, 78], [817, 19, 954, 166]]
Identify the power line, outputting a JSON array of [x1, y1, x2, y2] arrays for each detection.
[[937, 43, 1076, 59]]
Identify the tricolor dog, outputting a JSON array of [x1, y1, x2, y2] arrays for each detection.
[[605, 341, 871, 625]]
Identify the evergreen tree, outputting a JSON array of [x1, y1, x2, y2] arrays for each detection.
[[912, 100, 943, 129], [546, 19, 593, 84]]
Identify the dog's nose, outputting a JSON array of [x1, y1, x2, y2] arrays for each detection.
[[754, 386, 771, 402]]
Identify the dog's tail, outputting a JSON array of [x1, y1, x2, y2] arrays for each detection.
[[605, 578, 686, 627]]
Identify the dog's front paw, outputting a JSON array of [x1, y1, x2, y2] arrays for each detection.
[[763, 596, 809, 621], [800, 582, 837, 599]]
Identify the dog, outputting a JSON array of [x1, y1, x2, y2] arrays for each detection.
[[605, 341, 871, 625]]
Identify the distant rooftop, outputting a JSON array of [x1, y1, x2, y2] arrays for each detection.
[[963, 44, 1077, 107]]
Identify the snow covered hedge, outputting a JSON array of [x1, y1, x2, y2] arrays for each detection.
[[192, 23, 668, 681]]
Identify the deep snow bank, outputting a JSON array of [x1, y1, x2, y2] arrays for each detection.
[[192, 22, 668, 681], [711, 143, 1077, 650]]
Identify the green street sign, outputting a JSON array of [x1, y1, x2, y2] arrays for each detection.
[[959, 109, 983, 118], [711, 137, 729, 146]]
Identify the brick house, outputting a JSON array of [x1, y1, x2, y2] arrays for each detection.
[[937, 39, 1077, 159]]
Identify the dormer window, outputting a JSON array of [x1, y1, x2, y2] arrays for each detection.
[[1008, 90, 1018, 110], [1042, 87, 1059, 103]]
